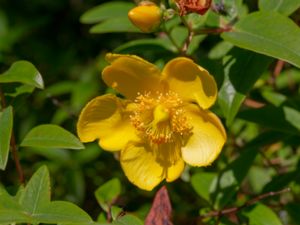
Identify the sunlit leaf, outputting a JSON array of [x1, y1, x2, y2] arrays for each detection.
[[222, 12, 300, 68], [21, 124, 84, 150], [80, 2, 135, 24], [0, 61, 44, 89]]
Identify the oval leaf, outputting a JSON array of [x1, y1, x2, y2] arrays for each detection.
[[21, 124, 84, 149], [222, 11, 300, 68], [259, 0, 300, 16], [95, 178, 121, 212], [0, 106, 13, 170], [19, 166, 50, 214], [0, 61, 44, 89], [243, 204, 282, 225], [80, 2, 135, 24], [90, 17, 140, 34]]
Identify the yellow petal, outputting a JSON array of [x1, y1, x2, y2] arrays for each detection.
[[102, 53, 162, 100], [120, 142, 184, 190], [77, 94, 139, 151], [181, 104, 226, 166], [162, 57, 217, 109]]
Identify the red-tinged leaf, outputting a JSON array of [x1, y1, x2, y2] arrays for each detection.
[[145, 186, 173, 225]]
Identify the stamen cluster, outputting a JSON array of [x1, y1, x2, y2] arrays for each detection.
[[130, 91, 192, 144]]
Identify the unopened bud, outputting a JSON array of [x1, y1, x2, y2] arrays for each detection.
[[128, 3, 162, 33], [176, 0, 212, 16]]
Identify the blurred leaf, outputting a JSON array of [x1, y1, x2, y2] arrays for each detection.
[[218, 48, 271, 126], [262, 171, 298, 193], [191, 172, 216, 202], [80, 2, 135, 24], [170, 26, 188, 50], [259, 0, 300, 16], [114, 38, 175, 54], [208, 41, 233, 60], [0, 61, 44, 89], [248, 166, 272, 193], [210, 131, 282, 208], [20, 124, 84, 150], [145, 186, 172, 225], [283, 106, 300, 130], [90, 17, 139, 34], [19, 166, 50, 213], [238, 105, 300, 134], [6, 84, 35, 97], [111, 206, 123, 221], [0, 106, 13, 170], [275, 69, 300, 89], [242, 204, 282, 225], [187, 35, 206, 55], [95, 178, 121, 212], [222, 12, 300, 68], [286, 203, 300, 225], [113, 214, 143, 225], [261, 91, 287, 107]]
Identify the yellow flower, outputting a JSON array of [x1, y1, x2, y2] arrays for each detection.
[[77, 54, 226, 191]]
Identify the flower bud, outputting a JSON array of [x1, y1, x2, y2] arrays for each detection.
[[176, 0, 212, 16], [128, 3, 162, 33]]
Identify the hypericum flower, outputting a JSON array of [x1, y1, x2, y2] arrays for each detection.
[[128, 2, 162, 33], [77, 54, 226, 191]]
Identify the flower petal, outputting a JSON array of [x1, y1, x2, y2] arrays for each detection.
[[102, 53, 162, 100], [77, 94, 139, 151], [181, 104, 226, 166], [120, 142, 184, 190], [162, 57, 217, 109]]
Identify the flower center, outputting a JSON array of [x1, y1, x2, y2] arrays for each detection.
[[130, 91, 192, 144]]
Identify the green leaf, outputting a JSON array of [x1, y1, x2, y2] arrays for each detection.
[[21, 124, 84, 149], [0, 106, 13, 170], [262, 171, 298, 193], [0, 61, 44, 89], [35, 201, 92, 223], [210, 131, 282, 208], [191, 172, 216, 202], [95, 178, 121, 212], [80, 2, 135, 24], [242, 204, 282, 225], [238, 105, 300, 134], [283, 106, 300, 130], [286, 203, 300, 225], [208, 41, 233, 60], [90, 17, 140, 34], [19, 166, 50, 214], [218, 48, 271, 126], [222, 11, 300, 68], [114, 38, 175, 54], [6, 84, 35, 97], [112, 214, 143, 225], [259, 0, 300, 16]]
